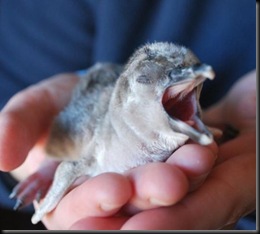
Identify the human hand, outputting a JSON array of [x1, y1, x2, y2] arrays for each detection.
[[0, 71, 218, 230], [1, 70, 255, 230], [0, 73, 79, 176], [43, 70, 255, 230], [41, 142, 217, 230], [121, 69, 255, 230]]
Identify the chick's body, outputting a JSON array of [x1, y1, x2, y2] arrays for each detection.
[[12, 42, 215, 224]]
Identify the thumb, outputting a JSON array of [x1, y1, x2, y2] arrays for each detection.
[[0, 73, 78, 171], [203, 70, 256, 131]]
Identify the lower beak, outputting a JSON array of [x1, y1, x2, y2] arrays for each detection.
[[168, 115, 213, 145], [163, 63, 215, 145]]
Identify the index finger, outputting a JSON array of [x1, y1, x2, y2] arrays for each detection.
[[0, 73, 78, 171]]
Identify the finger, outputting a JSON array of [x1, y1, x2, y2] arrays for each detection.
[[167, 142, 218, 191], [217, 131, 256, 163], [203, 70, 256, 130], [223, 70, 256, 127], [124, 162, 189, 213], [122, 153, 256, 230], [43, 172, 132, 230], [123, 143, 217, 214], [202, 102, 226, 129], [69, 216, 128, 230], [0, 74, 78, 171]]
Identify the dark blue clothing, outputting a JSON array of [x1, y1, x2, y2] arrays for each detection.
[[0, 0, 256, 230]]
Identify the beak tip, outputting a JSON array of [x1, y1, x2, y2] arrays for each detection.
[[200, 65, 215, 80], [207, 69, 215, 80], [198, 133, 214, 145]]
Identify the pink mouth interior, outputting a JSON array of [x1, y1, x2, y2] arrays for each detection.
[[162, 88, 197, 124]]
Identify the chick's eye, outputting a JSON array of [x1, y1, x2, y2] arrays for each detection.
[[192, 62, 202, 69], [136, 75, 152, 84]]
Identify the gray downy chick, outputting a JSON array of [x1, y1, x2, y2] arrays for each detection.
[[12, 42, 216, 224]]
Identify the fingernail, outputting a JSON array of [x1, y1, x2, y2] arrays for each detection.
[[149, 198, 169, 206], [100, 203, 120, 211]]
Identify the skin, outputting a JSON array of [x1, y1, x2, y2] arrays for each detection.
[[0, 70, 255, 230]]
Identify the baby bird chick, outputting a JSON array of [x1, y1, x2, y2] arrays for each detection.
[[11, 42, 215, 224]]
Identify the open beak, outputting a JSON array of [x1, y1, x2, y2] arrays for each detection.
[[162, 63, 215, 145]]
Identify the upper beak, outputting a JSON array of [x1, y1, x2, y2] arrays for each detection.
[[164, 63, 215, 145], [169, 63, 215, 85], [192, 63, 215, 80]]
